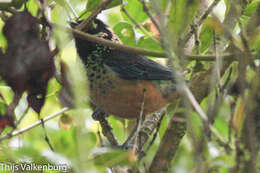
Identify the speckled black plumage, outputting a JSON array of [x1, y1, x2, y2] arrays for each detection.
[[71, 19, 174, 81]]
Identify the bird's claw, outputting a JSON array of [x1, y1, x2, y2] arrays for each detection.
[[92, 108, 109, 121]]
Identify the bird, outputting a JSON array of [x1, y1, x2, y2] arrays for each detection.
[[71, 19, 178, 120]]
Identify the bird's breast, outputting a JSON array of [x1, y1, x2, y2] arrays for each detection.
[[87, 65, 171, 119]]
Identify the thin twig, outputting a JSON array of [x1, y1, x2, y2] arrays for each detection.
[[0, 107, 69, 142], [213, 31, 222, 87], [133, 88, 146, 153], [40, 119, 55, 151], [182, 85, 230, 147], [228, 100, 235, 145], [222, 67, 233, 92], [121, 6, 160, 44], [164, 0, 172, 26], [182, 0, 221, 44], [237, 18, 250, 55], [64, 0, 78, 19], [76, 0, 112, 31], [76, 9, 88, 21], [192, 24, 200, 54], [140, 0, 162, 36], [182, 85, 208, 122]]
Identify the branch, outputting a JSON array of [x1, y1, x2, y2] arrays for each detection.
[[149, 112, 186, 173], [121, 6, 160, 44], [70, 27, 260, 61], [74, 27, 260, 60], [137, 109, 167, 153], [76, 0, 112, 30], [70, 27, 167, 57], [182, 0, 221, 44], [137, 109, 167, 162], [140, 0, 162, 36], [0, 107, 69, 142], [53, 24, 260, 61]]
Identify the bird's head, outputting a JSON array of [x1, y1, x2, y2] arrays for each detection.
[[70, 19, 113, 40], [71, 19, 117, 64]]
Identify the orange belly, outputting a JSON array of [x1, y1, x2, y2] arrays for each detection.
[[90, 78, 169, 119]]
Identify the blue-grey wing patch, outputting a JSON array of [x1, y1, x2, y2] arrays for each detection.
[[104, 50, 173, 80]]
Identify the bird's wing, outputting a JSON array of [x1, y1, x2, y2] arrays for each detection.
[[104, 50, 173, 80]]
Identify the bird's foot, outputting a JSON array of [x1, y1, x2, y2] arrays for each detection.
[[92, 108, 109, 121]]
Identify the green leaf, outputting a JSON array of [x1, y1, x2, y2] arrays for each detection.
[[214, 116, 229, 137], [107, 116, 125, 143], [107, 13, 122, 26], [210, 154, 234, 168], [248, 27, 260, 52], [243, 0, 260, 17], [26, 0, 39, 16], [0, 101, 6, 115], [113, 22, 136, 46], [224, 0, 230, 14], [93, 149, 135, 167], [187, 111, 203, 140], [168, 0, 199, 40], [0, 20, 7, 50], [0, 82, 14, 104], [0, 0, 27, 10], [86, 0, 101, 12], [86, 0, 122, 12], [122, 0, 148, 23], [44, 127, 79, 158], [137, 36, 162, 51], [199, 22, 214, 53]]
